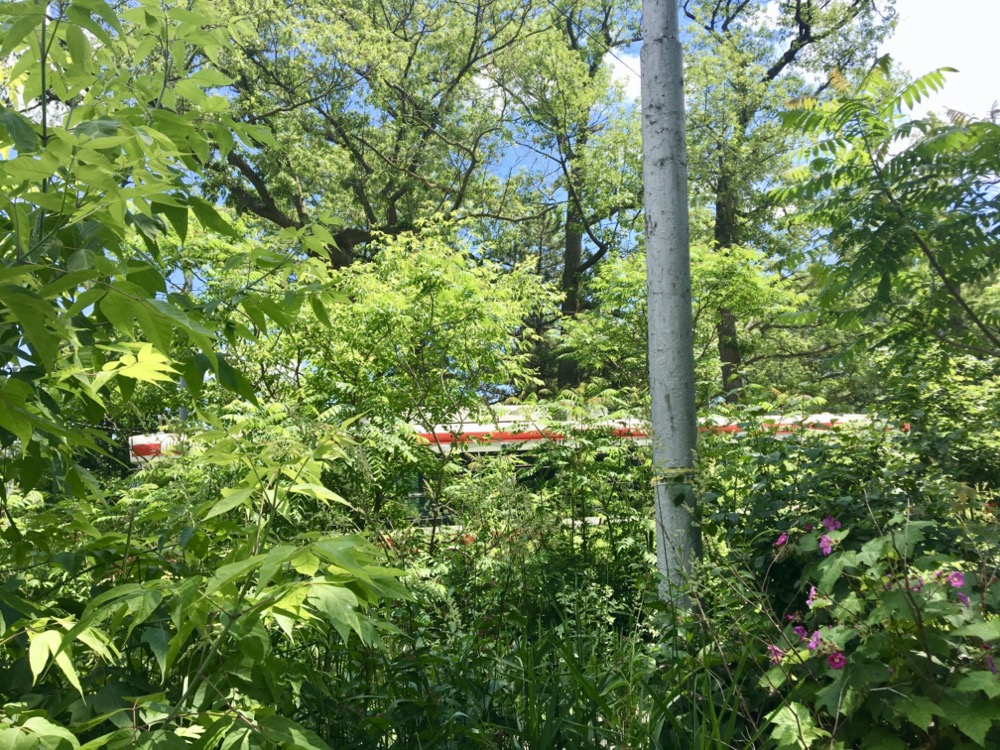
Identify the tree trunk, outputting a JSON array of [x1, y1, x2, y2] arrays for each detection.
[[717, 307, 743, 399], [641, 0, 699, 598], [714, 167, 744, 400], [558, 204, 585, 388]]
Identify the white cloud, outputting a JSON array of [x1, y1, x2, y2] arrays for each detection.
[[881, 0, 1000, 120], [606, 51, 641, 102]]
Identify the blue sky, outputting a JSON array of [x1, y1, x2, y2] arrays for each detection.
[[608, 1, 1000, 120]]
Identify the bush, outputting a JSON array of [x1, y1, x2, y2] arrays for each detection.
[[692, 408, 1000, 748]]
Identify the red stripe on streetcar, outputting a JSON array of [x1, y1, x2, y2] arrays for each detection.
[[415, 420, 906, 446]]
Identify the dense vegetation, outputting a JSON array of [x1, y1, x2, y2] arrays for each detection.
[[1, 0, 999, 748]]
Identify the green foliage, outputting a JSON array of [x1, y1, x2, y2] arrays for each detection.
[[0, 4, 409, 748], [305, 413, 668, 749], [779, 60, 1000, 356], [0, 0, 300, 488], [867, 345, 1000, 486], [0, 404, 406, 749], [5, 2, 1000, 750], [210, 0, 531, 264], [560, 246, 820, 403], [270, 228, 557, 424], [691, 405, 1000, 748], [762, 513, 1000, 748]]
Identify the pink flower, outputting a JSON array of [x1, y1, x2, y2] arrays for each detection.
[[807, 631, 821, 651], [806, 585, 818, 607], [911, 577, 924, 592], [948, 571, 965, 588], [821, 516, 842, 532], [775, 532, 788, 547], [819, 535, 833, 556], [767, 644, 784, 665], [827, 652, 846, 670], [957, 592, 970, 607], [792, 625, 808, 641]]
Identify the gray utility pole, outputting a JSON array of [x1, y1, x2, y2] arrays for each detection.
[[640, 0, 700, 597]]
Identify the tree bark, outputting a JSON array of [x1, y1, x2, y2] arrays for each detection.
[[558, 202, 585, 387], [642, 0, 699, 598], [714, 162, 745, 400]]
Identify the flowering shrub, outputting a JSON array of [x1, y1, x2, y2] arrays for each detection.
[[760, 512, 1000, 748], [694, 410, 1000, 748]]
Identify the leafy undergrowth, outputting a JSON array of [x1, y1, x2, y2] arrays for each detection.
[[3, 406, 1000, 749]]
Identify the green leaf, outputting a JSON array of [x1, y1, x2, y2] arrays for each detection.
[[897, 694, 938, 731], [956, 707, 995, 747], [151, 201, 188, 242], [53, 647, 84, 696], [0, 377, 34, 444], [24, 717, 78, 750], [0, 107, 40, 153], [189, 197, 240, 239], [65, 5, 113, 46], [73, 0, 123, 32], [306, 583, 361, 643], [141, 628, 170, 683], [72, 119, 120, 140], [205, 554, 267, 594], [257, 715, 332, 750], [1, 285, 59, 368], [309, 295, 332, 328], [767, 702, 830, 748], [0, 12, 43, 59], [0, 716, 80, 750], [123, 589, 164, 638], [954, 621, 1000, 641], [214, 356, 257, 403], [203, 487, 254, 520], [256, 545, 297, 593], [289, 483, 349, 506], [101, 344, 178, 384], [28, 630, 61, 683], [956, 671, 1000, 699], [98, 288, 138, 338], [64, 24, 91, 69], [0, 724, 40, 750]]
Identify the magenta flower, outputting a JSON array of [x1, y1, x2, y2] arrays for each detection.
[[957, 592, 970, 607], [821, 516, 841, 532], [792, 625, 808, 641], [804, 523, 814, 532], [819, 535, 833, 556], [806, 585, 818, 607], [911, 577, 924, 592], [767, 644, 784, 665], [775, 532, 788, 547], [807, 631, 821, 651], [948, 571, 965, 588], [827, 652, 846, 670]]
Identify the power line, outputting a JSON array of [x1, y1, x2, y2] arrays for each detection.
[[536, 0, 642, 82]]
